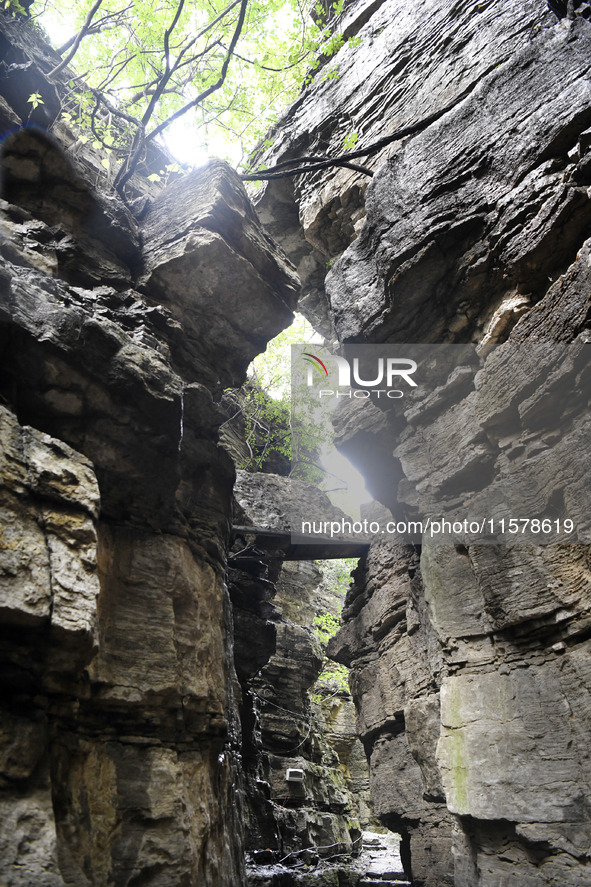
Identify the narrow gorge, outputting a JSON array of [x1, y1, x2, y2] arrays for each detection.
[[1, 2, 591, 886]]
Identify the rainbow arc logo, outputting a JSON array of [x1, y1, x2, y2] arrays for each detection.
[[302, 352, 329, 378]]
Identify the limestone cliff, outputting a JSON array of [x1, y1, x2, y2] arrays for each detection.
[[229, 471, 371, 865], [3, 2, 591, 886], [0, 14, 299, 886], [259, 1, 591, 885]]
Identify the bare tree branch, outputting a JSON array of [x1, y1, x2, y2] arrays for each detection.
[[97, 51, 137, 92], [139, 0, 187, 127], [30, 0, 51, 21], [230, 47, 310, 72], [56, 4, 133, 54], [165, 36, 222, 81], [241, 156, 374, 179], [168, 0, 241, 72], [89, 93, 128, 155], [240, 95, 469, 181], [47, 0, 105, 79], [146, 0, 249, 143], [198, 0, 242, 38]]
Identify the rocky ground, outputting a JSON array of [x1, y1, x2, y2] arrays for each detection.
[[246, 829, 406, 887]]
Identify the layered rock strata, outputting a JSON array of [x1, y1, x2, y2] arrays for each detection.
[[254, 0, 591, 345], [4, 1, 591, 885], [261, 1, 591, 885], [0, 15, 299, 885], [229, 471, 370, 865]]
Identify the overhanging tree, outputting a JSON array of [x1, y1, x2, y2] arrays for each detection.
[[8, 0, 357, 196], [7, 0, 457, 199]]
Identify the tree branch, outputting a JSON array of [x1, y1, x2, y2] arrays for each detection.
[[97, 50, 137, 92], [56, 4, 133, 54], [113, 0, 247, 194], [229, 47, 310, 72], [89, 93, 127, 155], [172, 0, 241, 70], [91, 88, 142, 129], [240, 96, 467, 181], [241, 156, 374, 179], [138, 0, 240, 125], [47, 0, 105, 79], [139, 0, 186, 125], [146, 0, 249, 143], [126, 39, 219, 109]]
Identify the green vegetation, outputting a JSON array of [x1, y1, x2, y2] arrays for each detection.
[[3, 0, 26, 13], [318, 557, 357, 597], [27, 91, 44, 111], [313, 611, 341, 645], [13, 0, 362, 186], [249, 314, 316, 398], [237, 314, 330, 479], [311, 557, 356, 700], [342, 131, 358, 151], [236, 382, 293, 473], [313, 660, 349, 697]]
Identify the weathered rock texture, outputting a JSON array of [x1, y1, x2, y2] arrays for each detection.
[[5, 1, 591, 885], [255, 0, 591, 345], [261, 1, 591, 885], [229, 471, 370, 867], [0, 14, 299, 886]]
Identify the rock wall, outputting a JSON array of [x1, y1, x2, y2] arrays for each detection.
[[229, 471, 370, 869], [0, 13, 299, 885], [255, 0, 591, 346], [4, 2, 591, 885], [277, 561, 374, 832], [260, 1, 591, 885]]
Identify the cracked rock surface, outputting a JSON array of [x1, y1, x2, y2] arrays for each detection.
[[0, 13, 299, 886], [264, 1, 591, 885]]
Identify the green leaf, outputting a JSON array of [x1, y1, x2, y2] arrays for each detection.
[[342, 131, 358, 151], [27, 92, 44, 109], [5, 0, 26, 14]]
